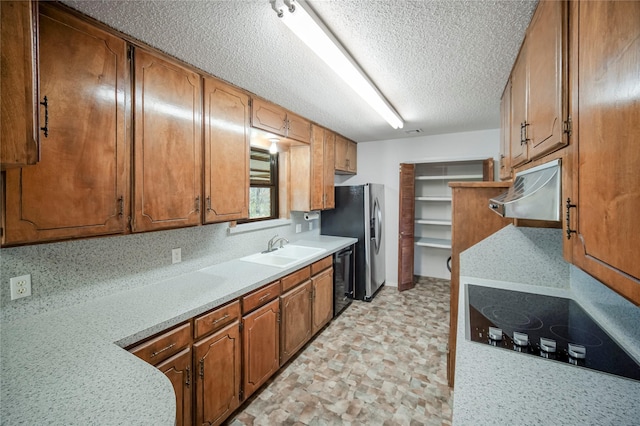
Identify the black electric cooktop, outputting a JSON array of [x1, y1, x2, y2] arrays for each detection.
[[466, 284, 640, 382]]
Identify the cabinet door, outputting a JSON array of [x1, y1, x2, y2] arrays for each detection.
[[510, 44, 528, 168], [133, 48, 203, 232], [323, 131, 336, 209], [280, 281, 312, 365], [526, 0, 567, 159], [334, 135, 348, 172], [397, 164, 415, 291], [312, 268, 333, 335], [3, 4, 129, 245], [242, 298, 280, 398], [156, 348, 193, 426], [203, 78, 249, 223], [1, 1, 39, 167], [310, 125, 325, 211], [193, 322, 241, 426], [569, 1, 640, 304], [286, 112, 311, 144], [346, 140, 357, 173], [250, 98, 287, 136], [499, 80, 512, 181]]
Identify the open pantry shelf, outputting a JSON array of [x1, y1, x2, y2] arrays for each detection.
[[415, 219, 452, 226], [415, 237, 452, 249], [415, 174, 483, 181]]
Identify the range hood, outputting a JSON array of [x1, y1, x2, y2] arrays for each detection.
[[489, 159, 561, 221]]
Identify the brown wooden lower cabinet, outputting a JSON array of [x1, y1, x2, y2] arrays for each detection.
[[280, 280, 313, 365], [242, 298, 280, 399], [193, 321, 241, 426], [156, 348, 193, 426], [311, 267, 334, 334]]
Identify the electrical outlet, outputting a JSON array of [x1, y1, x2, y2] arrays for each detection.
[[172, 248, 182, 264], [295, 224, 302, 233], [10, 274, 31, 300]]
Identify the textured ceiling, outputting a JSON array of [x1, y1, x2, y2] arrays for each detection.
[[62, 0, 538, 142]]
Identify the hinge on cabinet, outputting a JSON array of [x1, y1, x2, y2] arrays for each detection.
[[239, 389, 244, 401], [127, 45, 132, 61], [239, 321, 243, 332], [277, 311, 281, 323], [563, 116, 572, 136], [185, 366, 191, 387], [118, 196, 124, 217], [199, 359, 204, 378]]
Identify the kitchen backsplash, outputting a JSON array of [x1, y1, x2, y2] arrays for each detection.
[[460, 225, 570, 288], [0, 212, 316, 323]]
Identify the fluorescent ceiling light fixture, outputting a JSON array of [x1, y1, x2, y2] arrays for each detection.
[[271, 0, 404, 129]]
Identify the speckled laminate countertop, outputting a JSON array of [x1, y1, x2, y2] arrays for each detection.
[[0, 235, 356, 425]]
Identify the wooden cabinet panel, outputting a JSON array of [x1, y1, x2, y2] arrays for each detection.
[[251, 97, 287, 135], [312, 268, 333, 335], [568, 0, 640, 304], [281, 266, 311, 292], [242, 281, 280, 314], [510, 45, 528, 168], [1, 1, 39, 167], [397, 163, 415, 291], [194, 300, 241, 339], [3, 3, 129, 245], [526, 0, 567, 159], [311, 256, 332, 276], [133, 48, 202, 232], [499, 80, 512, 181], [194, 322, 241, 426], [334, 135, 357, 174], [203, 78, 249, 223], [242, 298, 280, 398], [156, 348, 193, 426], [310, 125, 325, 211], [323, 131, 336, 208], [447, 183, 512, 387], [280, 280, 312, 365], [129, 322, 192, 365], [286, 112, 311, 144]]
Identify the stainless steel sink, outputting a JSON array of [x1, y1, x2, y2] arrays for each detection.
[[239, 245, 326, 269]]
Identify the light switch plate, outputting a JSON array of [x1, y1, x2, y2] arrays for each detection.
[[172, 248, 182, 264]]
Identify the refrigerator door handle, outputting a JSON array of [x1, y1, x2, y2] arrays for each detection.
[[372, 198, 382, 253]]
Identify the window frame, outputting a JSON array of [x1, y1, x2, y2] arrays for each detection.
[[240, 146, 279, 223]]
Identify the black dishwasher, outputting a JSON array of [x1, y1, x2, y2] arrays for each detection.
[[333, 245, 355, 317]]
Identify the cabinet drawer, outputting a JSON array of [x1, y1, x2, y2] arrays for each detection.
[[311, 256, 332, 275], [194, 300, 241, 339], [242, 281, 280, 314], [129, 322, 192, 366], [281, 266, 311, 292]]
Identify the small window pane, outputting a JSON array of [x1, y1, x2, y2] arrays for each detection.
[[249, 187, 273, 219]]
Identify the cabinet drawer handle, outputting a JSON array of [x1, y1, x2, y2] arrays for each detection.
[[195, 196, 201, 213], [258, 293, 271, 302], [206, 196, 212, 211], [565, 198, 577, 240], [40, 96, 49, 138], [150, 342, 176, 358], [212, 313, 229, 325]]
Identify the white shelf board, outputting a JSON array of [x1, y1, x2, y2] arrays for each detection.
[[415, 196, 452, 202], [415, 219, 452, 226], [415, 174, 483, 181], [415, 237, 452, 249]]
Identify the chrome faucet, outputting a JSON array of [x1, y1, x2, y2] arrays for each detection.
[[265, 234, 289, 252]]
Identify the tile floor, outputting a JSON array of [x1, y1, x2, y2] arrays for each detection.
[[227, 276, 453, 426]]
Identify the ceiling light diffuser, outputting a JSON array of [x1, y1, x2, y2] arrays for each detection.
[[272, 0, 404, 129]]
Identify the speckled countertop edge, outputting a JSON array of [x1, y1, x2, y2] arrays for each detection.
[[453, 276, 640, 426], [0, 236, 356, 426]]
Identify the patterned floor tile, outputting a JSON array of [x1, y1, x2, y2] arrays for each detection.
[[227, 276, 452, 426]]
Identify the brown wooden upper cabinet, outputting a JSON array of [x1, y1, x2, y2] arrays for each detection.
[[499, 79, 512, 181], [1, 1, 39, 168], [2, 3, 129, 245], [251, 97, 311, 144], [509, 0, 568, 169], [290, 125, 335, 211], [565, 0, 640, 305], [203, 77, 250, 223], [132, 48, 203, 232], [334, 134, 357, 174]]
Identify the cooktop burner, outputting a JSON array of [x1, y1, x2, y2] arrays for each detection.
[[466, 284, 640, 381]]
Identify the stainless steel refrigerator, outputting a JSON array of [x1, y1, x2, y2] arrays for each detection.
[[321, 183, 385, 301]]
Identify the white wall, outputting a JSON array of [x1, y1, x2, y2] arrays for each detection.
[[334, 128, 500, 286]]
